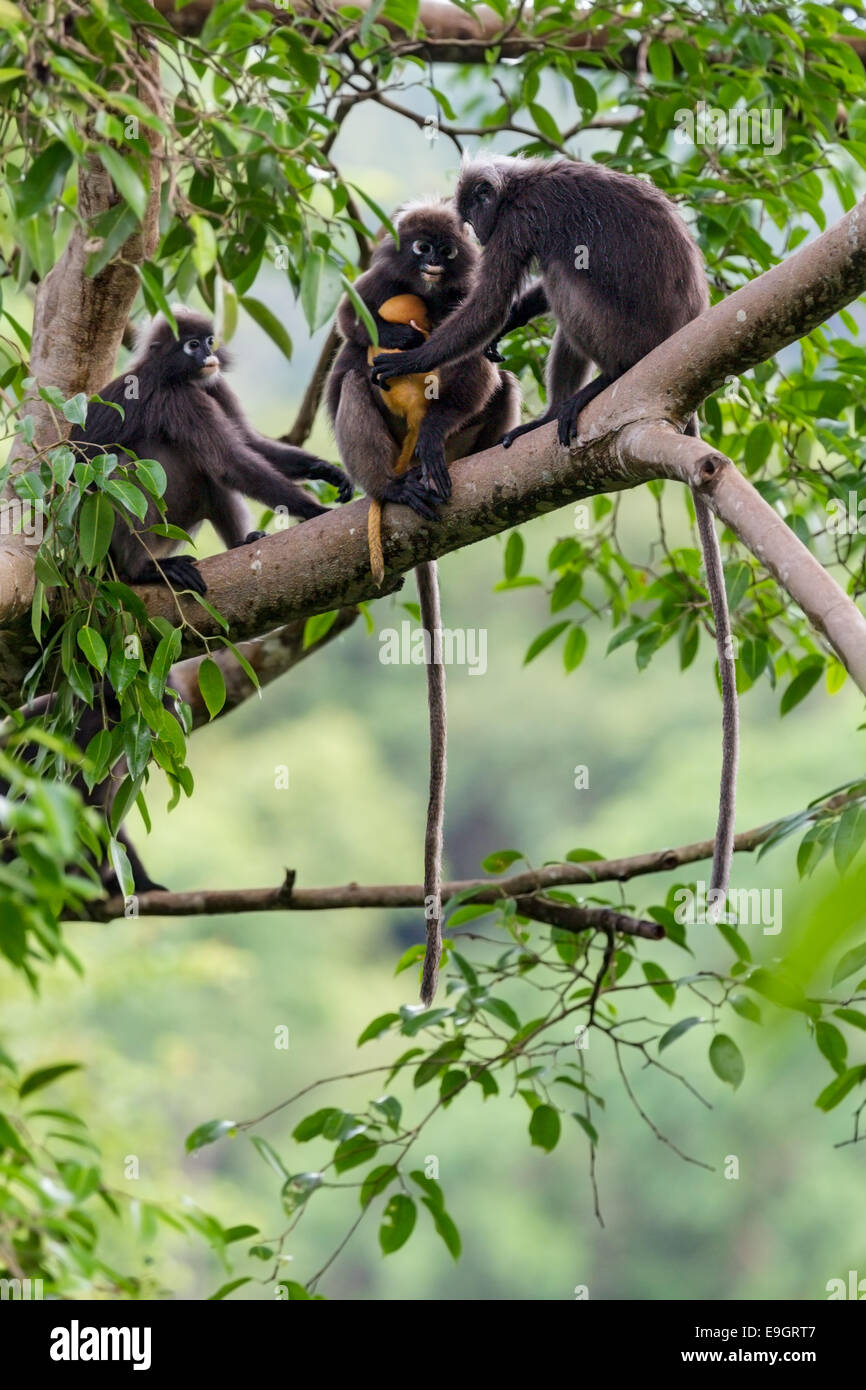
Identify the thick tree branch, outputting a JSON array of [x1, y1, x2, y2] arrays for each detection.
[[79, 785, 862, 923], [152, 1, 866, 71], [97, 194, 866, 699]]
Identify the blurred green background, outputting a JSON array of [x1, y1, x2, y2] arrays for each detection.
[[3, 73, 866, 1302]]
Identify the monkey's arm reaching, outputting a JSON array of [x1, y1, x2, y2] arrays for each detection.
[[207, 380, 353, 501], [484, 281, 549, 361], [370, 233, 527, 385]]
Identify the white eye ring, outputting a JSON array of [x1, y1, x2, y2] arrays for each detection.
[[412, 240, 432, 255], [205, 335, 215, 350], [183, 339, 199, 355], [445, 246, 458, 259]]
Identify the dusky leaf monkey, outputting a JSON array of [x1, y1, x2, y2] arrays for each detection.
[[327, 201, 520, 1002], [60, 308, 352, 893], [370, 156, 738, 906], [70, 308, 353, 596]]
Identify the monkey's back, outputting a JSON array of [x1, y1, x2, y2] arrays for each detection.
[[519, 159, 708, 373]]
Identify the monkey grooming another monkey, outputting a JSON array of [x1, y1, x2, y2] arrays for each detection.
[[328, 201, 520, 1002], [71, 308, 353, 596], [370, 155, 738, 913]]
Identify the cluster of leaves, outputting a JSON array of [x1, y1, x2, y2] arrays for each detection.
[[0, 1049, 254, 1298], [184, 867, 866, 1292]]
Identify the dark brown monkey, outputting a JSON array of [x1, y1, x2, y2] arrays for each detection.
[[328, 201, 520, 1002], [59, 308, 352, 892], [370, 157, 738, 909], [71, 308, 352, 596]]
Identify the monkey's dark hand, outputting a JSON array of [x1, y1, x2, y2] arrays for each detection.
[[483, 340, 504, 363], [239, 530, 267, 545], [370, 348, 427, 389], [383, 475, 441, 521], [136, 555, 207, 595], [377, 322, 426, 351], [306, 459, 354, 503]]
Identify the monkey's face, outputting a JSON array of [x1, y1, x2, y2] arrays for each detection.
[[456, 177, 498, 245], [158, 329, 222, 385], [404, 231, 460, 289]]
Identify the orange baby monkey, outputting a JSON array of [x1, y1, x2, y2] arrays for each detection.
[[366, 293, 439, 585]]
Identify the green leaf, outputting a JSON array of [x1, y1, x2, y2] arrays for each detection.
[[19, 1063, 82, 1098], [834, 1008, 866, 1033], [303, 610, 339, 648], [339, 275, 378, 347], [185, 1118, 236, 1152], [834, 805, 866, 875], [197, 657, 226, 719], [658, 1016, 703, 1051], [292, 1108, 338, 1142], [99, 146, 148, 221], [333, 1134, 377, 1172], [379, 1194, 416, 1254], [480, 848, 523, 873], [299, 254, 343, 334], [780, 662, 823, 715], [420, 1196, 461, 1259], [642, 960, 675, 1007], [62, 393, 89, 427], [0, 1114, 27, 1154], [572, 1112, 599, 1145], [78, 492, 115, 568], [815, 1020, 847, 1074], [528, 102, 563, 145], [815, 1064, 866, 1113], [504, 531, 524, 580], [563, 625, 587, 672], [708, 1034, 745, 1091], [529, 1103, 561, 1152], [209, 1277, 252, 1300], [831, 942, 866, 987], [189, 214, 217, 278], [647, 38, 674, 82], [14, 142, 73, 220], [77, 626, 108, 673], [729, 993, 762, 1024], [240, 295, 294, 361], [357, 1012, 400, 1045], [250, 1136, 290, 1181], [523, 620, 569, 665], [360, 1163, 397, 1208]]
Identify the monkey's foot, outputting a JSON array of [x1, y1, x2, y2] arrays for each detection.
[[239, 530, 267, 545], [500, 416, 548, 448], [419, 455, 452, 501], [137, 556, 207, 595], [384, 476, 441, 521], [555, 398, 582, 446]]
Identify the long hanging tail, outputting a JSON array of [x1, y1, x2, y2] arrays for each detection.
[[686, 416, 739, 910], [367, 426, 420, 588], [416, 559, 447, 1005]]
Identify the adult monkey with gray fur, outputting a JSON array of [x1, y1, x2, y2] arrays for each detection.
[[329, 201, 520, 1001], [371, 156, 738, 906]]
